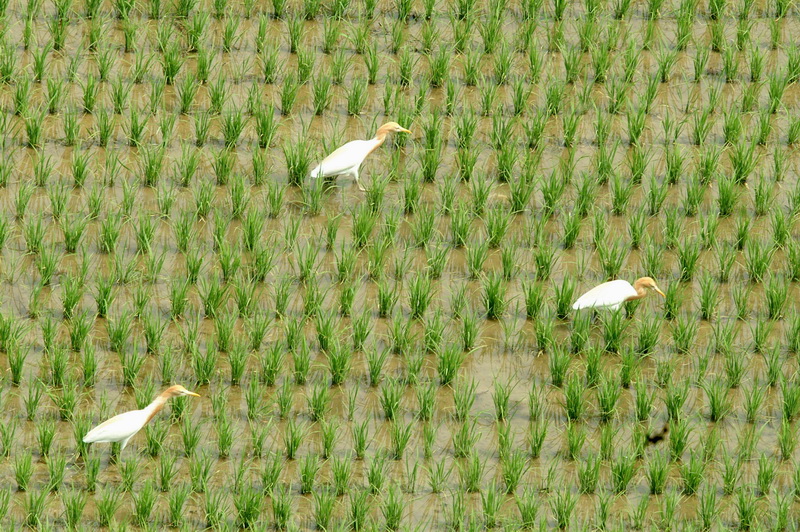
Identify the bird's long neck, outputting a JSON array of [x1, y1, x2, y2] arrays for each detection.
[[372, 127, 390, 143], [143, 391, 171, 424], [369, 130, 389, 151], [627, 279, 649, 301]]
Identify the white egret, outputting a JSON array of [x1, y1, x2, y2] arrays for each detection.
[[572, 277, 666, 311], [83, 385, 200, 452], [309, 121, 412, 191]]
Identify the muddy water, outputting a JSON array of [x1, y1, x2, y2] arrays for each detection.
[[1, 0, 800, 529]]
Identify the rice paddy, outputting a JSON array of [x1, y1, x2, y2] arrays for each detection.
[[1, 0, 800, 529]]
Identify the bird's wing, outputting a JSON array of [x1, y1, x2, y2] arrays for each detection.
[[310, 139, 377, 177], [572, 280, 637, 310], [83, 409, 147, 443]]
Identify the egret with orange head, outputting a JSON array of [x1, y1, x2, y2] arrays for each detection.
[[83, 385, 200, 453], [572, 277, 666, 311], [309, 121, 412, 191]]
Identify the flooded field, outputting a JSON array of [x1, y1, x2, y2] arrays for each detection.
[[1, 0, 800, 529]]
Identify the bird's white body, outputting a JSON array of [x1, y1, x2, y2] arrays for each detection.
[[82, 408, 155, 450], [572, 279, 638, 311], [309, 122, 411, 191], [309, 138, 380, 183], [83, 385, 199, 452]]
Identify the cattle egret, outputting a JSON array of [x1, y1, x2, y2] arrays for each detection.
[[83, 385, 200, 452], [309, 121, 412, 191], [572, 277, 666, 311]]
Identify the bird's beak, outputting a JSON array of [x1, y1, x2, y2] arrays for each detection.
[[399, 128, 412, 134], [654, 287, 666, 298], [185, 391, 200, 397]]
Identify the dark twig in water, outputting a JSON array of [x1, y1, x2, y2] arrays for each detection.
[[647, 423, 669, 445]]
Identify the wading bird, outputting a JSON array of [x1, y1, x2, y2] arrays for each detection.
[[309, 122, 412, 191], [83, 385, 200, 452], [572, 277, 666, 311]]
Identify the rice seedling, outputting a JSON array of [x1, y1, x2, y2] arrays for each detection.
[[775, 415, 799, 460], [625, 105, 648, 147], [389, 418, 413, 460], [739, 79, 759, 114], [782, 378, 800, 421], [58, 487, 88, 529], [738, 425, 763, 465], [676, 237, 701, 281], [443, 200, 470, 244], [423, 457, 453, 496], [131, 479, 158, 526], [791, 463, 800, 501], [363, 451, 392, 495], [764, 274, 788, 319], [0, 415, 15, 457], [345, 489, 370, 531], [77, 449, 99, 493], [564, 420, 587, 462], [597, 237, 628, 279], [321, 336, 350, 384], [211, 413, 234, 459], [702, 377, 732, 422], [302, 377, 332, 424], [768, 492, 791, 532], [295, 452, 321, 495], [307, 490, 337, 531], [545, 487, 577, 529], [573, 450, 602, 496], [609, 450, 637, 494], [203, 488, 228, 529], [577, 344, 600, 390], [755, 451, 778, 497], [156, 483, 189, 527], [643, 450, 669, 495], [377, 377, 405, 421], [20, 488, 49, 528], [35, 245, 59, 286], [452, 416, 481, 461], [761, 344, 783, 387], [600, 309, 628, 354], [752, 175, 776, 217], [36, 415, 56, 457], [458, 452, 486, 494], [661, 373, 690, 421], [744, 238, 774, 282], [596, 371, 622, 422], [532, 238, 558, 281], [437, 343, 465, 386], [788, 311, 800, 353], [450, 376, 478, 424], [14, 447, 33, 490], [348, 417, 370, 460], [595, 141, 618, 185], [481, 272, 507, 320], [282, 417, 309, 460], [560, 370, 586, 424], [509, 173, 536, 214]]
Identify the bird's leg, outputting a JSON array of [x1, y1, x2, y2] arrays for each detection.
[[354, 171, 365, 192]]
